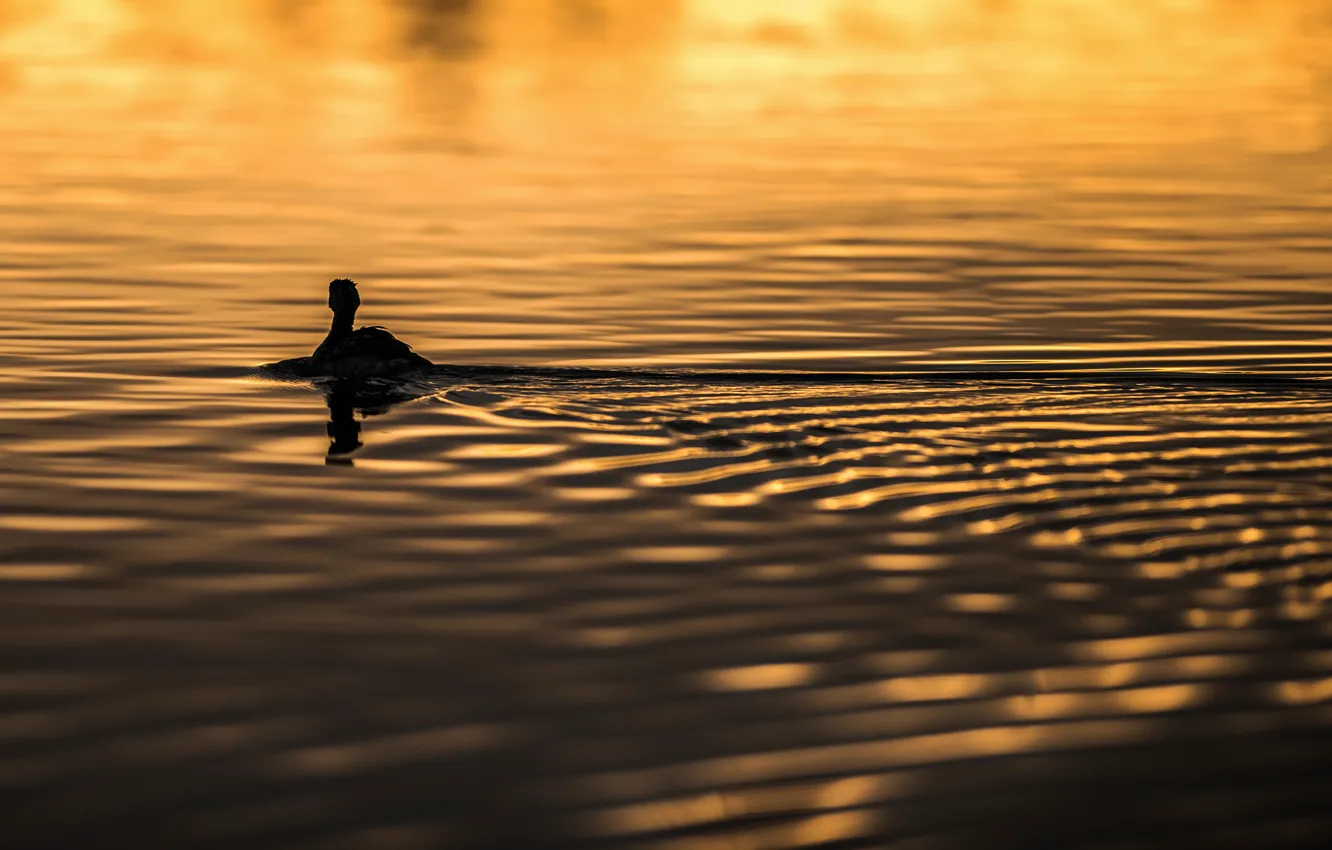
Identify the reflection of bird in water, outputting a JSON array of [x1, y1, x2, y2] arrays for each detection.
[[270, 279, 431, 379], [320, 378, 431, 464], [323, 382, 364, 462]]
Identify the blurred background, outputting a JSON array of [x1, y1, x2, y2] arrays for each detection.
[[2, 0, 1330, 370]]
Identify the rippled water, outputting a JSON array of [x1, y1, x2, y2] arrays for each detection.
[[4, 2, 1332, 848]]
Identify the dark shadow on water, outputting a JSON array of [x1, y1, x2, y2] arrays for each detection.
[[245, 362, 1332, 463], [398, 0, 482, 57], [249, 362, 1332, 390]]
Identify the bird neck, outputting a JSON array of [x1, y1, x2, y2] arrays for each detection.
[[328, 309, 356, 339], [313, 308, 356, 360]]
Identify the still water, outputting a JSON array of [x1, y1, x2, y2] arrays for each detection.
[[3, 1, 1332, 847]]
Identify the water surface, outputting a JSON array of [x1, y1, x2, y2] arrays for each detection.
[[3, 2, 1332, 847]]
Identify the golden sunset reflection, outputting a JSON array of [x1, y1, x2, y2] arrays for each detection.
[[4, 2, 1330, 327], [704, 662, 817, 692], [4, 1, 1332, 847]]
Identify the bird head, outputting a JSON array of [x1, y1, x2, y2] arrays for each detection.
[[328, 278, 361, 315]]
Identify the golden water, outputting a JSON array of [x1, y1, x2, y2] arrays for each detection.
[[3, 2, 1332, 847]]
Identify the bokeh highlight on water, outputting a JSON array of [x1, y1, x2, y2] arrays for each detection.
[[3, 1, 1332, 847]]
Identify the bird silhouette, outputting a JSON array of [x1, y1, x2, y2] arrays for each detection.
[[269, 278, 431, 379]]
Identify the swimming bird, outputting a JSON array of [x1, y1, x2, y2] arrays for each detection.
[[269, 279, 432, 379]]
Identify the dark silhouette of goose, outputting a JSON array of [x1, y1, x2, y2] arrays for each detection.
[[268, 279, 431, 379]]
